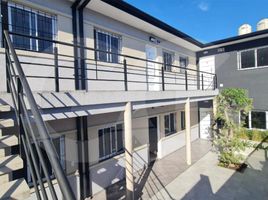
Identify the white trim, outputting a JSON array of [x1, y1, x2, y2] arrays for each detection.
[[238, 46, 268, 71]]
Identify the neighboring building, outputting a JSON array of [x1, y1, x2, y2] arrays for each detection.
[[197, 24, 268, 130], [0, 0, 266, 200]]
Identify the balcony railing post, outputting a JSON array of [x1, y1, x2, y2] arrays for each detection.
[[124, 58, 128, 91], [201, 74, 204, 90], [54, 46, 59, 92], [161, 66, 165, 91], [17, 78, 25, 159], [185, 70, 188, 91]]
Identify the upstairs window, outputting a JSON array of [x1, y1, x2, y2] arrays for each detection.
[[164, 113, 176, 136], [257, 47, 268, 67], [98, 124, 124, 161], [95, 29, 121, 63], [239, 46, 268, 69], [240, 50, 255, 69], [163, 51, 174, 72], [179, 56, 188, 72], [8, 3, 56, 53]]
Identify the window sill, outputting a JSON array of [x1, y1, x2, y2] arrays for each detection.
[[238, 65, 268, 71]]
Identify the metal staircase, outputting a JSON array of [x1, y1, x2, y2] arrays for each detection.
[[0, 30, 76, 199]]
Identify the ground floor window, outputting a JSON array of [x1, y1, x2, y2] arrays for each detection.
[[27, 136, 65, 184], [252, 111, 266, 129], [181, 111, 185, 130], [241, 111, 266, 130], [98, 124, 124, 161], [164, 113, 176, 136]]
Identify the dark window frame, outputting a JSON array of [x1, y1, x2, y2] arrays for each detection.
[[8, 2, 57, 53], [163, 50, 174, 72], [98, 123, 124, 161], [164, 113, 177, 136], [94, 28, 121, 63]]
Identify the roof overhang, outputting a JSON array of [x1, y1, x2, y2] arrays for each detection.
[[84, 0, 202, 51]]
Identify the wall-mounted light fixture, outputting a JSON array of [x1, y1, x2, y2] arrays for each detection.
[[149, 36, 160, 44]]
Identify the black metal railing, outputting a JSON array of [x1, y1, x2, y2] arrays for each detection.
[[5, 31, 217, 93], [3, 30, 75, 200]]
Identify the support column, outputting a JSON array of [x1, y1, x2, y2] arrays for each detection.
[[185, 98, 192, 165], [124, 102, 134, 200], [77, 116, 91, 199]]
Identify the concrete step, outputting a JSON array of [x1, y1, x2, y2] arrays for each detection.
[[0, 135, 18, 158], [0, 119, 15, 129], [0, 155, 23, 176], [0, 178, 30, 200], [0, 105, 11, 112]]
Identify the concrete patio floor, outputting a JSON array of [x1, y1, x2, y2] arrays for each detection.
[[150, 143, 268, 200]]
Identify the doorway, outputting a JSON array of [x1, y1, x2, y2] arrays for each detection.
[[199, 56, 215, 90], [146, 45, 160, 91], [148, 117, 158, 162], [199, 108, 213, 140]]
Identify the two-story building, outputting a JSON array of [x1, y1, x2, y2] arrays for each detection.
[[5, 0, 268, 199]]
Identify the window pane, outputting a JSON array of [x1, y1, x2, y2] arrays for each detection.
[[180, 57, 188, 72], [37, 14, 53, 53], [104, 128, 111, 156], [98, 129, 104, 158], [241, 50, 255, 68], [97, 32, 108, 62], [164, 115, 170, 135], [116, 124, 124, 152], [111, 126, 116, 153], [240, 111, 249, 128], [181, 111, 185, 130], [111, 36, 119, 63], [257, 47, 268, 67], [170, 113, 176, 133], [10, 7, 31, 49], [163, 52, 173, 72], [252, 111, 266, 129]]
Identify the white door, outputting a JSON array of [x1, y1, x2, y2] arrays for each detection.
[[200, 108, 212, 140], [199, 56, 215, 90], [146, 45, 160, 91]]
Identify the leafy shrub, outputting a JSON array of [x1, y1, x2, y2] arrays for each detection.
[[236, 129, 268, 142]]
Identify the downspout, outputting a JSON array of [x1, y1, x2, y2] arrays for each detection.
[[78, 0, 91, 90], [71, 0, 82, 90], [72, 1, 91, 199]]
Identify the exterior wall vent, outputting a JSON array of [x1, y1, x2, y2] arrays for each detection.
[[238, 24, 252, 35], [257, 18, 268, 31]]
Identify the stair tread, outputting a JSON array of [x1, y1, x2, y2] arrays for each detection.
[[0, 178, 30, 200], [0, 155, 23, 175], [0, 135, 18, 149], [0, 119, 15, 128], [0, 105, 11, 112]]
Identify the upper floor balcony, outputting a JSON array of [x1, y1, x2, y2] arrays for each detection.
[[0, 31, 218, 112]]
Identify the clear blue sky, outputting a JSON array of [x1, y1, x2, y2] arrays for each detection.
[[125, 0, 268, 43]]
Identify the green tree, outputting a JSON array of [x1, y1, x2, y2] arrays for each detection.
[[213, 88, 253, 166]]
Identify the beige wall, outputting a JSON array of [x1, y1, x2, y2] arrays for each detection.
[[0, 0, 198, 92]]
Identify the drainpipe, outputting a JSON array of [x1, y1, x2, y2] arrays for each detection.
[[71, 0, 82, 90], [72, 1, 91, 199], [78, 0, 91, 90]]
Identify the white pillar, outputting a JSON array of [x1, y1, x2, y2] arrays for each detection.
[[248, 111, 252, 129], [124, 102, 134, 200], [185, 98, 192, 165]]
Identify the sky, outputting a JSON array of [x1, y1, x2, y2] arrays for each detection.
[[125, 0, 268, 43]]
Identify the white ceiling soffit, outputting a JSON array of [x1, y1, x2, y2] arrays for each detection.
[[87, 0, 201, 51]]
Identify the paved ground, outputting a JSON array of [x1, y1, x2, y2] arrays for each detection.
[[93, 139, 211, 200], [150, 144, 268, 200]]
